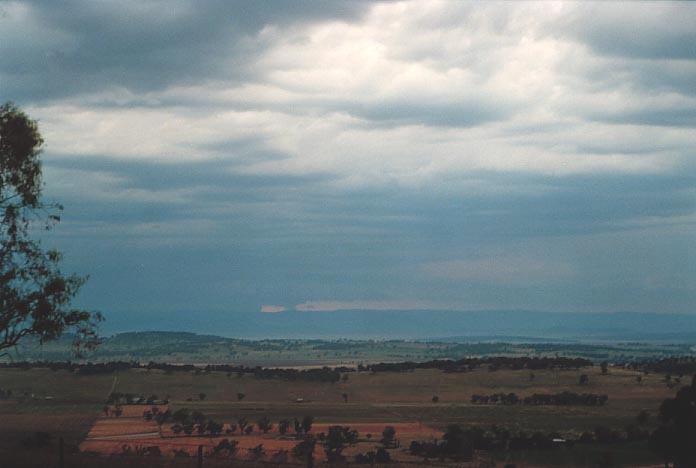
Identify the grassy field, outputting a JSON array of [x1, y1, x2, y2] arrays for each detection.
[[0, 363, 675, 466]]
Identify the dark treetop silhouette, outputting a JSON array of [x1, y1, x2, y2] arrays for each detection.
[[0, 102, 101, 355]]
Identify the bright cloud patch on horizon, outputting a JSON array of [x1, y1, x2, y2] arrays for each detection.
[[260, 305, 287, 313], [1, 1, 695, 321]]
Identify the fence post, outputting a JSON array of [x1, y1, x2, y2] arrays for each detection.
[[58, 436, 64, 468], [197, 445, 203, 468]]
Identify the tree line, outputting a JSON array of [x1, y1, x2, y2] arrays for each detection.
[[361, 356, 592, 373], [0, 360, 345, 382], [471, 391, 608, 406], [628, 356, 696, 377]]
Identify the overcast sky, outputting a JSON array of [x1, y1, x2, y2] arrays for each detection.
[[2, 1, 695, 322]]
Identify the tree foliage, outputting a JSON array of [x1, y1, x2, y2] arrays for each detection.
[[323, 426, 358, 462], [0, 102, 101, 354], [650, 376, 696, 467]]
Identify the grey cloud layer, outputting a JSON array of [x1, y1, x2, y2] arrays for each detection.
[[2, 1, 695, 317]]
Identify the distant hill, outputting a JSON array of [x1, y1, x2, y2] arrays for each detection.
[[98, 309, 696, 342], [7, 328, 694, 365], [5, 310, 694, 365]]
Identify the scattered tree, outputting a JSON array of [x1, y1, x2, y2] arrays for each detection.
[[172, 408, 191, 425], [206, 419, 223, 437], [257, 415, 273, 434], [381, 425, 397, 448], [212, 438, 237, 458], [154, 410, 170, 429], [323, 426, 358, 463], [441, 424, 474, 460], [292, 436, 316, 467], [191, 411, 206, 425], [249, 444, 265, 460], [237, 417, 249, 434], [271, 449, 289, 464], [302, 415, 314, 434], [278, 419, 291, 435]]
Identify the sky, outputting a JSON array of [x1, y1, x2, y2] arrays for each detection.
[[1, 1, 695, 325]]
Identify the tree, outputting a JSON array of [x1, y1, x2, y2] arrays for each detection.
[[442, 424, 473, 460], [212, 439, 237, 458], [172, 408, 191, 425], [374, 447, 391, 463], [191, 411, 206, 425], [238, 417, 249, 434], [154, 410, 170, 429], [271, 449, 289, 464], [650, 377, 696, 467], [250, 444, 265, 460], [278, 419, 291, 435], [324, 426, 358, 463], [0, 102, 101, 355], [301, 415, 314, 434], [257, 415, 273, 433], [381, 426, 397, 448], [292, 436, 316, 467], [206, 419, 223, 437]]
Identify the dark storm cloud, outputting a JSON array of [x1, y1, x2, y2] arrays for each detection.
[[0, 0, 370, 103]]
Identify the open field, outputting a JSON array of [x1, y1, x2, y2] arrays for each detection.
[[0, 361, 678, 466]]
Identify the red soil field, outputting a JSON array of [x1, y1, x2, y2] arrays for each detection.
[[80, 405, 443, 462]]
